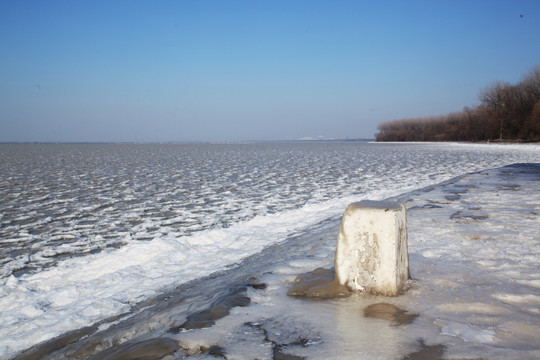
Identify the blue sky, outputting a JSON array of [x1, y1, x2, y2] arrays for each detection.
[[1, 0, 539, 142]]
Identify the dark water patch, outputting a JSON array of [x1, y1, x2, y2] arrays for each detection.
[[12, 266, 38, 277], [444, 194, 461, 201], [274, 347, 306, 360], [402, 339, 445, 360], [58, 311, 138, 359], [246, 318, 318, 360], [425, 199, 451, 205], [247, 282, 267, 290], [87, 337, 180, 360], [509, 162, 540, 178], [444, 187, 468, 194], [441, 184, 475, 201], [287, 268, 351, 299], [450, 209, 489, 223], [11, 310, 136, 359], [134, 235, 154, 241], [14, 325, 98, 360], [10, 217, 40, 227], [77, 219, 98, 226], [363, 303, 418, 326], [127, 219, 143, 226], [496, 183, 522, 191], [170, 285, 251, 332], [203, 345, 227, 358], [408, 203, 443, 211]]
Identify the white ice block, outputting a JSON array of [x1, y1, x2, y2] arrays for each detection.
[[334, 200, 409, 296]]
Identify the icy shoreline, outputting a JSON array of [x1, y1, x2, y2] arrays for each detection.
[[11, 163, 540, 360]]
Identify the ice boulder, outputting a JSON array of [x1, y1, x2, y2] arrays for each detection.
[[334, 200, 409, 296]]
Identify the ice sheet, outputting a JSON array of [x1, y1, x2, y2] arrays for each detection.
[[0, 142, 539, 358], [23, 163, 536, 359]]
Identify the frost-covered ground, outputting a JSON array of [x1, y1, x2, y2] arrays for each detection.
[[10, 162, 539, 360]]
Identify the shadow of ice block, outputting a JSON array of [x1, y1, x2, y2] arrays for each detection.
[[334, 200, 409, 296]]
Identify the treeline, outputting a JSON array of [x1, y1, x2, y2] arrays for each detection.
[[376, 66, 540, 142]]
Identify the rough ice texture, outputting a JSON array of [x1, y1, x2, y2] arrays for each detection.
[[334, 200, 409, 296], [7, 163, 540, 360]]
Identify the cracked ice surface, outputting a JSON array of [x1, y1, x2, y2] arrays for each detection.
[[0, 142, 539, 359]]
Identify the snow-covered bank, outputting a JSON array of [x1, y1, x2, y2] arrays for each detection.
[[11, 163, 540, 360], [392, 162, 540, 359]]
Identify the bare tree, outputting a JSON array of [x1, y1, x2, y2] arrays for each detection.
[[479, 81, 509, 140], [522, 65, 540, 100], [375, 65, 540, 142]]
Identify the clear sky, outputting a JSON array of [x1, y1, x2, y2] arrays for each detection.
[[1, 0, 539, 142]]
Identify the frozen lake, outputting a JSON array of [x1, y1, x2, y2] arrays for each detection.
[[0, 142, 538, 359]]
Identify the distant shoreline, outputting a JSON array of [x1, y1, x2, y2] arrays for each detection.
[[0, 139, 376, 145], [374, 139, 540, 144], [2, 139, 539, 147]]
